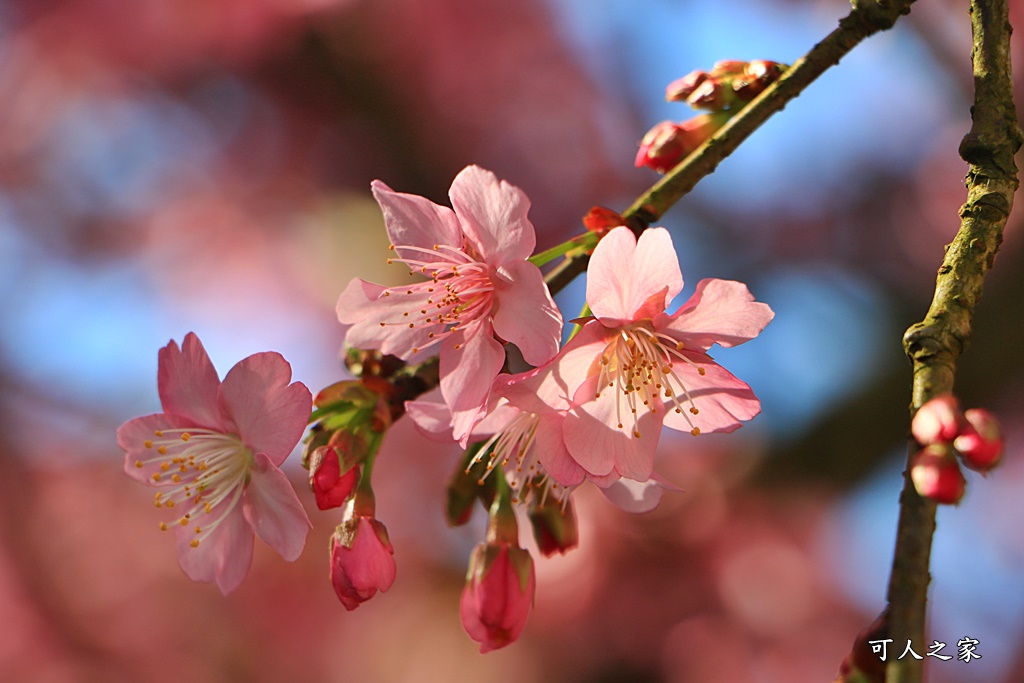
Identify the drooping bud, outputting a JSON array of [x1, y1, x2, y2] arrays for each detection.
[[955, 408, 1003, 472], [910, 444, 966, 505], [330, 501, 396, 611], [460, 541, 536, 653], [910, 394, 962, 445], [635, 114, 729, 173], [528, 495, 579, 557]]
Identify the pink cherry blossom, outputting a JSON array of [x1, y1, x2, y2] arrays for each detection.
[[330, 512, 397, 610], [337, 165, 563, 443], [460, 541, 536, 653], [117, 332, 312, 594], [407, 391, 585, 506], [499, 226, 773, 484]]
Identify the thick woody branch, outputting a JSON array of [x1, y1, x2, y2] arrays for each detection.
[[884, 0, 1021, 681]]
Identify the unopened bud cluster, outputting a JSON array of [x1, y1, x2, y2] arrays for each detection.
[[909, 394, 1003, 505], [636, 60, 787, 173], [303, 366, 398, 610]]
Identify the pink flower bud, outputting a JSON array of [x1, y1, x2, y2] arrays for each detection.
[[954, 408, 1003, 472], [635, 115, 727, 173], [528, 497, 579, 557], [310, 446, 359, 510], [330, 515, 396, 610], [910, 394, 962, 445], [665, 70, 708, 102], [460, 542, 535, 653], [910, 445, 966, 505]]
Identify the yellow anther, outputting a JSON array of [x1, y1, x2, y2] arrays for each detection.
[[697, 367, 706, 376], [388, 244, 395, 250], [165, 500, 176, 508], [179, 518, 188, 526], [159, 522, 168, 531], [690, 427, 701, 436], [143, 440, 153, 449], [383, 291, 390, 296], [689, 407, 699, 415], [171, 474, 181, 483], [190, 539, 200, 548], [181, 433, 191, 442], [160, 462, 170, 472], [154, 430, 164, 437], [386, 258, 393, 264], [633, 430, 642, 438], [151, 472, 162, 482], [157, 446, 168, 455], [194, 526, 202, 534], [205, 503, 212, 514], [134, 461, 143, 468]]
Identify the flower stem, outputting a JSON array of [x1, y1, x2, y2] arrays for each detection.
[[884, 0, 1021, 680], [529, 232, 599, 268]]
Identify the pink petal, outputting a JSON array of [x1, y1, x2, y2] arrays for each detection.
[[564, 375, 663, 480], [448, 166, 535, 263], [346, 518, 397, 592], [491, 260, 562, 366], [598, 477, 665, 513], [118, 413, 193, 483], [218, 352, 312, 465], [658, 278, 774, 350], [175, 502, 254, 595], [242, 453, 311, 562], [440, 320, 505, 444], [371, 179, 464, 264], [496, 321, 609, 415], [337, 278, 436, 358], [157, 333, 223, 429], [660, 352, 761, 434], [405, 396, 458, 443], [533, 414, 585, 487], [587, 227, 683, 325]]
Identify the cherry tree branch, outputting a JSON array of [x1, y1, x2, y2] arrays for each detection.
[[543, 0, 919, 296], [884, 0, 1021, 680]]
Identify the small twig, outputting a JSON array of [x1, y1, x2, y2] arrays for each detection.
[[884, 0, 1021, 681], [545, 0, 919, 297]]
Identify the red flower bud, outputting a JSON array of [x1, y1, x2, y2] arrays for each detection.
[[955, 408, 1003, 472], [309, 446, 359, 510], [330, 514, 396, 611], [911, 394, 962, 445], [528, 497, 579, 557], [583, 206, 625, 234], [460, 541, 535, 653], [910, 445, 966, 505], [685, 79, 728, 110], [635, 115, 727, 173]]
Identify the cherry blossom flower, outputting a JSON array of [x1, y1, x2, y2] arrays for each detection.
[[409, 389, 674, 513], [499, 226, 773, 484], [117, 333, 312, 594], [337, 165, 562, 443], [407, 391, 584, 506]]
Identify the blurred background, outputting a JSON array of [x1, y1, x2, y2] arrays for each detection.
[[1, 0, 1023, 681]]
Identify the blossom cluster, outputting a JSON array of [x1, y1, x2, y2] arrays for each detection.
[[333, 165, 773, 650], [909, 394, 1003, 505], [117, 164, 772, 652]]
